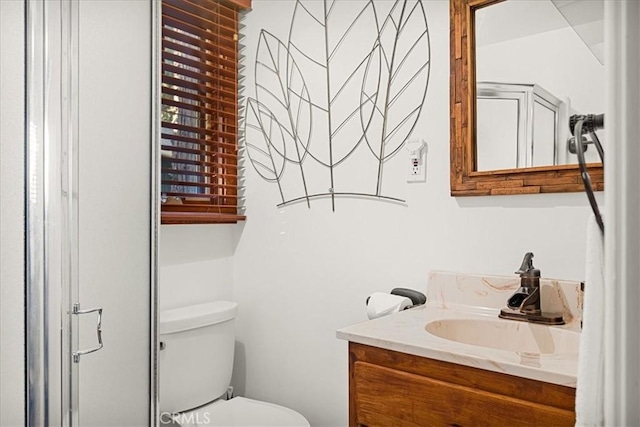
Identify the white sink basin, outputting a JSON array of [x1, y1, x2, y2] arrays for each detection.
[[425, 318, 579, 355]]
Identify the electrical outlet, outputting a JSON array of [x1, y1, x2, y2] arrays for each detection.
[[411, 158, 420, 175], [406, 139, 427, 183], [407, 156, 426, 182]]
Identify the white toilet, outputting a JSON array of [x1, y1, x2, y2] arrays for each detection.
[[159, 301, 310, 427]]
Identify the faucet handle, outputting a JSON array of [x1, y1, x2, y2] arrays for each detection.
[[516, 252, 535, 275]]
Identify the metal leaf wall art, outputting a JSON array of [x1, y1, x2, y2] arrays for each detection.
[[244, 0, 431, 210]]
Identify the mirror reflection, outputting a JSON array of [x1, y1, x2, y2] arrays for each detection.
[[475, 0, 604, 171]]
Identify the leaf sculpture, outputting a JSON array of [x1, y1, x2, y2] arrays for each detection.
[[243, 0, 431, 210], [361, 0, 431, 195], [254, 30, 313, 206], [245, 98, 287, 203], [287, 0, 380, 210]]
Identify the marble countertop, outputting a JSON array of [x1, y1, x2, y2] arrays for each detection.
[[336, 271, 582, 388]]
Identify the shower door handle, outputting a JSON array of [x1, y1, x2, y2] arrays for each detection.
[[72, 303, 103, 363]]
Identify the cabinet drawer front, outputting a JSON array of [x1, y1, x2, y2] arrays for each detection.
[[354, 361, 575, 427]]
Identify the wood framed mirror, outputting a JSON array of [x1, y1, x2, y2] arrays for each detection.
[[450, 0, 604, 196]]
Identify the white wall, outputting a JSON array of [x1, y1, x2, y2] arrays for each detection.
[[230, 2, 601, 426], [477, 26, 604, 115], [0, 1, 25, 425], [159, 224, 237, 310]]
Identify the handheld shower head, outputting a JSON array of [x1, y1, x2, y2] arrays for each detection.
[[570, 113, 604, 135]]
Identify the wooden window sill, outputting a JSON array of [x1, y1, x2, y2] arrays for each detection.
[[161, 211, 246, 225]]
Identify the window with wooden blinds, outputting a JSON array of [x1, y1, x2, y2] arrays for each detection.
[[161, 0, 249, 224]]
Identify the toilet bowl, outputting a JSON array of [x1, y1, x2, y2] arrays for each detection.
[[159, 301, 309, 427], [165, 397, 309, 427]]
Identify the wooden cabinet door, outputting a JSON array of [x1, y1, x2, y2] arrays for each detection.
[[353, 361, 574, 427], [348, 343, 576, 427]]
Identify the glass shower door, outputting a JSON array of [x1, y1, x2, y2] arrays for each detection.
[[25, 1, 158, 425]]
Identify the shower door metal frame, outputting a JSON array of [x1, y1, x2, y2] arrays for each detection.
[[26, 1, 73, 424], [25, 0, 160, 425], [151, 0, 161, 424]]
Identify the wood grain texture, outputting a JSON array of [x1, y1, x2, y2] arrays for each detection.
[[449, 0, 604, 196], [223, 0, 251, 9], [349, 342, 576, 427]]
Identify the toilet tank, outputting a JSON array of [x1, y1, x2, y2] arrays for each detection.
[[159, 301, 238, 413]]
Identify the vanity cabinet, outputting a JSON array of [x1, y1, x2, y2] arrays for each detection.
[[349, 342, 575, 427]]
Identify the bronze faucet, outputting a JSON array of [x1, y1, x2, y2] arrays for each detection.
[[499, 253, 565, 325]]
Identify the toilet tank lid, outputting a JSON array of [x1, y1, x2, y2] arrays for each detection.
[[160, 301, 238, 334]]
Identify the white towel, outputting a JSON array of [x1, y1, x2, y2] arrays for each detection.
[[576, 215, 605, 426]]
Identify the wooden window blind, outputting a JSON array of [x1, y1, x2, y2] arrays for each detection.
[[161, 0, 249, 224]]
